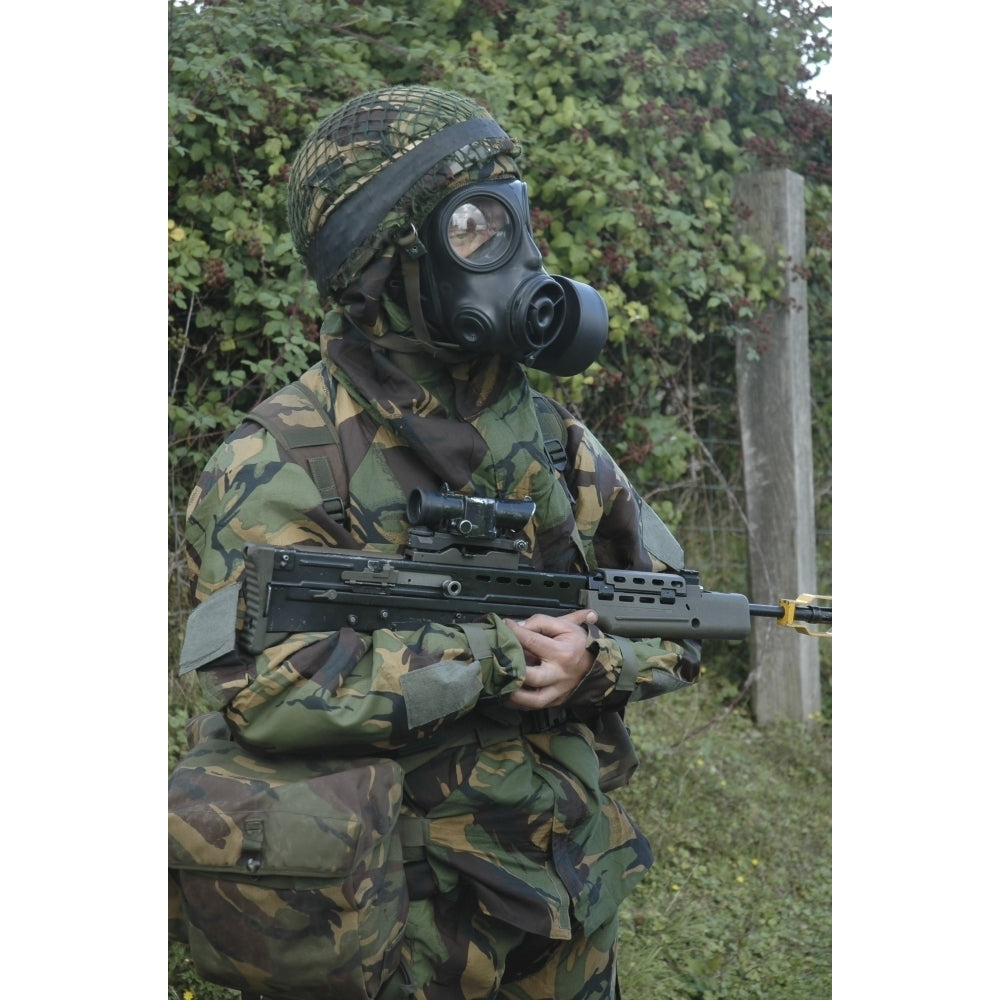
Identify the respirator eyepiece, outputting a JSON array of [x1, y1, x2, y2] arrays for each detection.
[[444, 195, 517, 267]]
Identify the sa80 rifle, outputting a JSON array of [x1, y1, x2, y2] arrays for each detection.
[[240, 488, 832, 655]]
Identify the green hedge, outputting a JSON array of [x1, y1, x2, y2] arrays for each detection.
[[168, 0, 831, 530]]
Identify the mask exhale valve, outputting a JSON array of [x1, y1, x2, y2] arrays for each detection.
[[517, 277, 560, 349]]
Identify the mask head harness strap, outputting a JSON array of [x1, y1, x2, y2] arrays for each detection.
[[396, 224, 441, 356]]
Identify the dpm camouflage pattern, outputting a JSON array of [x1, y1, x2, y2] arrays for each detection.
[[396, 884, 623, 1000], [169, 735, 407, 999], [180, 331, 701, 996]]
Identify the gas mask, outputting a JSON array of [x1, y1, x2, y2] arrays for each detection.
[[410, 180, 609, 376]]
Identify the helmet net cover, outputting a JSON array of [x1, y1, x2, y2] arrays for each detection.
[[287, 86, 521, 298]]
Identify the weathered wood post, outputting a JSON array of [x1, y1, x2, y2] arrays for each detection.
[[732, 168, 821, 724]]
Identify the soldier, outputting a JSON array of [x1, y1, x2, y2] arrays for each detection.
[[179, 85, 701, 999]]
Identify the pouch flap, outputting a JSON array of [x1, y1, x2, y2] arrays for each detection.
[[179, 584, 241, 675], [168, 740, 404, 879]]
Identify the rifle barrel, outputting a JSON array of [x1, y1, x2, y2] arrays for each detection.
[[748, 602, 833, 626]]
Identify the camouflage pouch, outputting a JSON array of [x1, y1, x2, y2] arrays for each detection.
[[168, 738, 409, 999]]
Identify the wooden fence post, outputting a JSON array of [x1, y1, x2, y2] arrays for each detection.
[[732, 168, 821, 724]]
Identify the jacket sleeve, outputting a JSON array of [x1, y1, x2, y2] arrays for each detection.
[[182, 423, 530, 756], [556, 411, 702, 712]]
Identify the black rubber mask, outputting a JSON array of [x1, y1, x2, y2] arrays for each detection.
[[417, 180, 608, 375]]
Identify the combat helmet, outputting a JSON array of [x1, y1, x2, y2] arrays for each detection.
[[287, 85, 521, 301]]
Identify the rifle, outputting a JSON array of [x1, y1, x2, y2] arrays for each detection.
[[241, 488, 832, 655]]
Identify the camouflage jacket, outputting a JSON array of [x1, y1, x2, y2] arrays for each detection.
[[181, 329, 700, 942]]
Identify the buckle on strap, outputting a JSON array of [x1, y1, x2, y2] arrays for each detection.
[[522, 707, 568, 733]]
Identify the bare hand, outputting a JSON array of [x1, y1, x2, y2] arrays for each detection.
[[504, 608, 597, 711]]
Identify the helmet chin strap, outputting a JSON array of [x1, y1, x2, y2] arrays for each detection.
[[396, 227, 472, 364]]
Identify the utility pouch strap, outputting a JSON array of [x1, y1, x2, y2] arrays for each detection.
[[616, 637, 641, 694], [397, 813, 430, 863], [457, 621, 496, 666]]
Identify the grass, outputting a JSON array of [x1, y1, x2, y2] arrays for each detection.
[[614, 677, 832, 999]]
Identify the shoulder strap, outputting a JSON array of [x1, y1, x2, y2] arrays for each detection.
[[245, 376, 348, 524], [530, 390, 569, 475]]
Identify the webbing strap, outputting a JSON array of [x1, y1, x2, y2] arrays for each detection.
[[530, 390, 574, 517], [457, 622, 496, 666], [397, 813, 430, 862], [306, 456, 346, 523], [287, 379, 348, 499], [530, 390, 569, 474], [616, 637, 641, 694], [246, 379, 348, 523]]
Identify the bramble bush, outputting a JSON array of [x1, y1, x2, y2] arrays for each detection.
[[168, 0, 831, 524]]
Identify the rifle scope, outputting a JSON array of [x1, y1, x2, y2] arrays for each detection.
[[407, 488, 536, 540]]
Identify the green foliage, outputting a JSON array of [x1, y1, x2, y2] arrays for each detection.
[[169, 942, 241, 999], [168, 0, 831, 522], [167, 0, 445, 506]]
